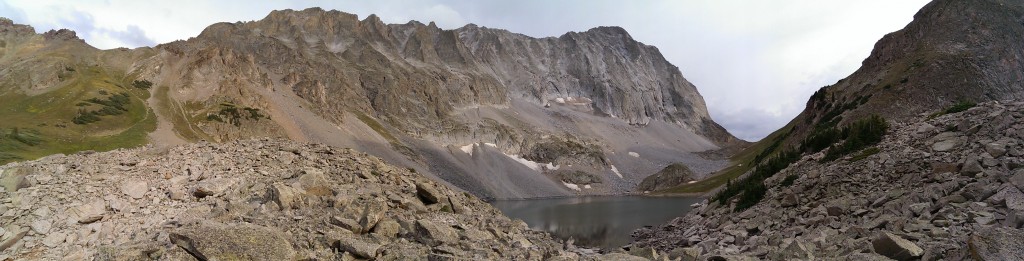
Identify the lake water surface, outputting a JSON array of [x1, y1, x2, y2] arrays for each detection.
[[491, 196, 702, 249]]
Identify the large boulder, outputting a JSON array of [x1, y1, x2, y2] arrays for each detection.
[[637, 163, 695, 192], [169, 222, 295, 261], [414, 219, 458, 247], [871, 232, 923, 260], [193, 178, 237, 198], [968, 226, 1024, 260]]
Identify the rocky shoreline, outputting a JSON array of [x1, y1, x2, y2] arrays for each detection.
[[632, 101, 1024, 260], [0, 139, 671, 260]]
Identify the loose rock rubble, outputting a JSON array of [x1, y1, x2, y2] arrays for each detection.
[[633, 101, 1024, 260], [0, 139, 660, 260]]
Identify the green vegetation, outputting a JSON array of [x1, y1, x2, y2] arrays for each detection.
[[72, 92, 132, 124], [780, 174, 798, 187], [709, 115, 887, 211], [354, 112, 416, 156], [657, 124, 794, 195], [0, 64, 156, 165], [209, 103, 266, 127], [929, 100, 977, 119], [355, 112, 399, 144], [821, 115, 888, 162], [152, 84, 207, 141], [131, 80, 153, 89], [850, 147, 881, 162]]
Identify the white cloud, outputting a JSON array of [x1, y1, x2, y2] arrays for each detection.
[[0, 0, 931, 141]]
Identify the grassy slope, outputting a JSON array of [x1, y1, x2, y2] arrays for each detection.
[[0, 65, 156, 164], [656, 122, 795, 195]]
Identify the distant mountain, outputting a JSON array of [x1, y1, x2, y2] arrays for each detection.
[[0, 9, 737, 199]]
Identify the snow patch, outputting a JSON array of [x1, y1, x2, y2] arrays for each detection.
[[495, 150, 558, 172], [629, 152, 640, 158], [584, 184, 592, 189], [610, 165, 623, 179], [687, 180, 698, 184], [460, 144, 475, 155], [484, 143, 497, 148], [555, 98, 566, 104], [563, 182, 581, 191]]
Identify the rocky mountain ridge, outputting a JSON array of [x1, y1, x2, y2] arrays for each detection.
[[633, 100, 1024, 260], [781, 0, 1023, 150], [0, 9, 736, 200]]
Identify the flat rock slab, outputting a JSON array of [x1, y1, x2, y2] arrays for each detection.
[[872, 232, 923, 261], [170, 222, 295, 261], [969, 227, 1024, 261]]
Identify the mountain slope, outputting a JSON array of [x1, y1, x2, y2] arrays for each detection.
[[635, 0, 1024, 258], [663, 0, 1024, 196], [0, 10, 738, 199]]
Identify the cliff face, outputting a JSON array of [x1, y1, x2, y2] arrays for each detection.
[[0, 9, 737, 199], [156, 8, 731, 143]]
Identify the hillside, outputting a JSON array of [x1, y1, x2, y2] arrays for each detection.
[[635, 100, 1024, 260], [0, 10, 739, 199], [662, 0, 1024, 198], [634, 0, 1024, 259], [0, 139, 673, 260]]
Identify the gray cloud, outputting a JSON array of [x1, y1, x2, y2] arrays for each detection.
[[54, 9, 156, 48], [0, 1, 27, 24], [713, 108, 794, 142]]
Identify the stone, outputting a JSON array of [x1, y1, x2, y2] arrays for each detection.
[[71, 200, 106, 224], [120, 180, 148, 199], [987, 142, 1008, 158], [31, 219, 52, 234], [668, 247, 701, 261], [0, 227, 27, 251], [626, 246, 659, 260], [932, 140, 958, 152], [872, 232, 923, 261], [333, 236, 381, 259], [826, 206, 844, 216], [775, 240, 814, 260], [968, 226, 1024, 261], [963, 155, 985, 176], [329, 216, 362, 234], [1011, 170, 1024, 191], [193, 178, 237, 198], [596, 253, 649, 261], [268, 183, 304, 209], [169, 222, 295, 261], [414, 219, 457, 247], [415, 182, 445, 205], [371, 219, 401, 238], [358, 199, 388, 234], [41, 232, 65, 247], [781, 193, 798, 207]]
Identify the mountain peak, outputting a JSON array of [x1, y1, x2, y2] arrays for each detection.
[[0, 17, 36, 36]]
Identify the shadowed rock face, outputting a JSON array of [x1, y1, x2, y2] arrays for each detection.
[[158, 7, 733, 143]]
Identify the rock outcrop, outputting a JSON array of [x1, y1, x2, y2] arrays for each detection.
[[633, 101, 1024, 260], [637, 163, 695, 192]]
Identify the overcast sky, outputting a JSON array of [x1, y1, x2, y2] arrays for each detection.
[[0, 0, 931, 141]]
